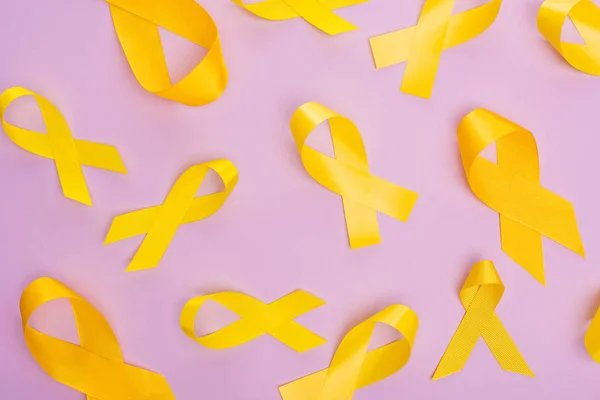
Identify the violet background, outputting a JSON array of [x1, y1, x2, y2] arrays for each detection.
[[1, 0, 600, 398]]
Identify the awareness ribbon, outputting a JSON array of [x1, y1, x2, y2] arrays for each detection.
[[21, 277, 174, 399], [106, 0, 227, 106], [0, 87, 127, 206], [370, 0, 502, 99], [538, 0, 600, 75], [180, 290, 326, 352], [279, 304, 418, 400], [290, 102, 418, 249], [458, 108, 585, 285], [233, 0, 368, 35], [586, 305, 600, 363], [433, 260, 534, 380], [105, 159, 238, 272]]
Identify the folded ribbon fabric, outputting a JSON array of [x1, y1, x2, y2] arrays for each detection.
[[458, 108, 585, 285], [586, 305, 600, 363], [370, 0, 502, 99], [290, 102, 418, 249], [432, 260, 533, 380], [538, 0, 600, 75], [20, 277, 175, 399], [106, 0, 227, 105], [233, 0, 368, 35], [0, 87, 127, 206], [279, 304, 418, 400], [105, 159, 238, 272], [180, 290, 326, 352]]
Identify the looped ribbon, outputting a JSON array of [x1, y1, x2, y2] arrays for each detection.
[[537, 0, 600, 75], [433, 260, 534, 380], [105, 159, 238, 272], [180, 290, 326, 352], [458, 108, 585, 285], [106, 0, 227, 106], [585, 305, 600, 363], [20, 277, 175, 399], [0, 87, 127, 206], [290, 102, 418, 248], [370, 0, 502, 99], [233, 0, 368, 35], [279, 304, 418, 400]]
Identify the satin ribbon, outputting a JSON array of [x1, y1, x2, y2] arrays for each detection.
[[458, 108, 585, 285], [586, 305, 600, 363], [538, 0, 600, 75], [0, 87, 127, 206], [20, 277, 174, 399], [181, 290, 326, 352], [106, 0, 227, 106], [105, 159, 238, 271], [279, 304, 418, 399], [290, 102, 418, 248], [433, 260, 533, 380], [370, 0, 502, 99], [233, 0, 367, 35]]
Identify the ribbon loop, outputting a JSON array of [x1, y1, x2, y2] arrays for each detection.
[[233, 0, 367, 35], [370, 0, 502, 98], [20, 277, 175, 400], [290, 101, 418, 248], [458, 108, 585, 285], [279, 304, 418, 400], [0, 87, 127, 206], [433, 260, 533, 380], [180, 290, 326, 352], [105, 159, 238, 271], [538, 0, 600, 75], [106, 0, 228, 105]]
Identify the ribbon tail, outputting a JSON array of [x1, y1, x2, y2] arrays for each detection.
[[500, 216, 546, 285], [483, 315, 534, 377]]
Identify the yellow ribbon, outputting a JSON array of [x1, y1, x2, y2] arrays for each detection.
[[180, 290, 326, 352], [370, 0, 502, 99], [433, 260, 534, 380], [106, 0, 227, 106], [0, 87, 127, 206], [458, 108, 585, 285], [585, 305, 600, 363], [21, 277, 174, 399], [105, 159, 238, 272], [233, 0, 367, 35], [538, 0, 600, 75], [290, 102, 418, 249], [279, 304, 418, 400]]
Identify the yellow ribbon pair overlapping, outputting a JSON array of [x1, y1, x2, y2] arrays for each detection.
[[106, 0, 227, 106], [433, 260, 533, 380], [233, 0, 368, 35], [21, 277, 175, 399], [105, 160, 238, 272], [370, 0, 502, 99], [279, 304, 418, 399], [538, 0, 600, 75], [290, 102, 418, 248], [180, 290, 326, 352], [0, 87, 127, 206], [458, 109, 585, 285]]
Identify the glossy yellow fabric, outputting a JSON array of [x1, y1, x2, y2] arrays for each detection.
[[585, 306, 600, 363], [106, 0, 227, 106], [279, 304, 418, 400], [20, 277, 174, 399], [290, 102, 418, 248], [538, 0, 600, 75], [180, 290, 326, 352], [433, 261, 533, 380], [105, 159, 238, 271], [458, 109, 585, 285], [0, 87, 127, 206], [370, 0, 502, 99], [233, 0, 367, 35]]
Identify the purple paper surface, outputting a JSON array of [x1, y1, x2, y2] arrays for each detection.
[[1, 0, 600, 398]]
